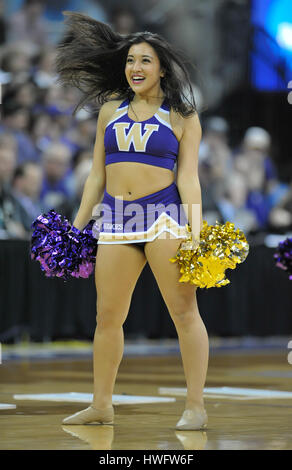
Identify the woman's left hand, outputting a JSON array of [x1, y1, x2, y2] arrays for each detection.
[[179, 235, 200, 251]]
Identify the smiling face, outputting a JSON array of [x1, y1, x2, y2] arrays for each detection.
[[125, 42, 165, 98]]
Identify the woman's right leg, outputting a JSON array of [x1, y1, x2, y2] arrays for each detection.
[[92, 243, 147, 409], [62, 242, 147, 424]]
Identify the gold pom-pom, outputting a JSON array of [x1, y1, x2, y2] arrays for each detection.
[[169, 220, 249, 288]]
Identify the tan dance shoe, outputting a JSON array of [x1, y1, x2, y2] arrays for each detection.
[[175, 408, 208, 431], [62, 405, 114, 425]]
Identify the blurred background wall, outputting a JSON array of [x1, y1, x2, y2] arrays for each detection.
[[0, 0, 292, 343]]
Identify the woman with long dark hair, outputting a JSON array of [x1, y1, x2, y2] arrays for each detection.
[[57, 11, 208, 430]]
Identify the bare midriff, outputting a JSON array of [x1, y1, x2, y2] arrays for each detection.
[[105, 162, 175, 200]]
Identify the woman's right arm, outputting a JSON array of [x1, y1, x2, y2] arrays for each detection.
[[72, 104, 108, 231]]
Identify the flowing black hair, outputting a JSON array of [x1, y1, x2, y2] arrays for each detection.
[[55, 11, 198, 117]]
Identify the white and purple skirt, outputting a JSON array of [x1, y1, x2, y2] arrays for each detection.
[[92, 182, 190, 250]]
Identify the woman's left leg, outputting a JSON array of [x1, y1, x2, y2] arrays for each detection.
[[144, 236, 209, 412]]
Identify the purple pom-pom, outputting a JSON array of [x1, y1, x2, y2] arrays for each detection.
[[274, 237, 292, 281], [30, 209, 97, 281]]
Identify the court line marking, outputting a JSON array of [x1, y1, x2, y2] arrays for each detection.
[[13, 393, 176, 404], [159, 387, 292, 400], [0, 404, 16, 410]]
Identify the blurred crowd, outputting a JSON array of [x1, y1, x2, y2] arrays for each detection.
[[198, 120, 292, 235], [1, 0, 292, 240]]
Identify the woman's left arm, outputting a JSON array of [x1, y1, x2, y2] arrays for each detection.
[[176, 112, 203, 239]]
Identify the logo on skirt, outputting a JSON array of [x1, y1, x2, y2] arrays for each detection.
[[104, 223, 123, 230]]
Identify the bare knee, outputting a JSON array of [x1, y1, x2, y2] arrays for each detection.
[[169, 297, 199, 328], [172, 311, 198, 329], [96, 302, 128, 330]]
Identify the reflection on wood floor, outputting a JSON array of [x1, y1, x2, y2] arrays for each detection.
[[1, 341, 292, 450]]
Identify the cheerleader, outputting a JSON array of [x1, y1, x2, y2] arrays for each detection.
[[56, 11, 208, 430]]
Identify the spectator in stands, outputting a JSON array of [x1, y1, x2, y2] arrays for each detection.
[[199, 116, 233, 197], [234, 127, 277, 230], [62, 109, 97, 154], [199, 154, 224, 226], [0, 138, 17, 186], [33, 46, 58, 89], [56, 158, 92, 224], [198, 116, 233, 225], [72, 148, 92, 170], [28, 112, 55, 153], [34, 85, 77, 152], [0, 142, 28, 239], [216, 171, 258, 233], [11, 161, 44, 232], [0, 132, 17, 154], [7, 0, 50, 46], [268, 178, 292, 233], [29, 84, 77, 154], [40, 142, 74, 211], [0, 45, 32, 85], [0, 102, 39, 164], [235, 126, 277, 185], [110, 6, 139, 34], [4, 80, 40, 109], [42, 83, 76, 112]]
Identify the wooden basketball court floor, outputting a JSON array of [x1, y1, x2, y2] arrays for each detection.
[[1, 338, 292, 450]]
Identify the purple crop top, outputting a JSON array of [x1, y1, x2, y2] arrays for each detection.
[[104, 98, 179, 171]]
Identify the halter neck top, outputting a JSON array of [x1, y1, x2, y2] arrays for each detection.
[[104, 98, 179, 171]]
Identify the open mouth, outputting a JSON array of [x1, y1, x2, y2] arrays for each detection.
[[131, 76, 145, 84]]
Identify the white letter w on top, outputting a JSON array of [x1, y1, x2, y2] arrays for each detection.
[[113, 122, 159, 152]]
